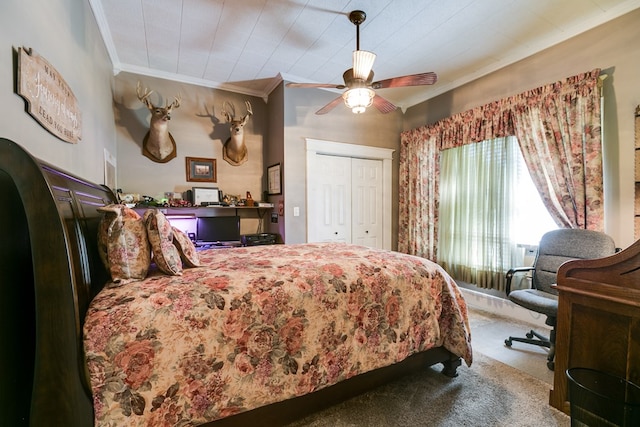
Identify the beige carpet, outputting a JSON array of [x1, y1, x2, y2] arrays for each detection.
[[284, 351, 570, 427]]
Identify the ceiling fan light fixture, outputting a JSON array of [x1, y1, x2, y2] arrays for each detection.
[[288, 9, 437, 115], [342, 87, 375, 114], [352, 50, 376, 80]]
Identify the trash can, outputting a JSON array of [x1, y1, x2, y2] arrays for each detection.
[[567, 368, 640, 427]]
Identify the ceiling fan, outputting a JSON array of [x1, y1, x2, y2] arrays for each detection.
[[286, 10, 438, 115]]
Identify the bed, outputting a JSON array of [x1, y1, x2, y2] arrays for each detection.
[[0, 137, 472, 427]]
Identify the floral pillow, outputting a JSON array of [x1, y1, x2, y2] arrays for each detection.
[[143, 209, 182, 275], [172, 226, 200, 267], [97, 204, 151, 285]]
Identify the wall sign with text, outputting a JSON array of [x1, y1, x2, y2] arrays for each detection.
[[16, 47, 82, 144]]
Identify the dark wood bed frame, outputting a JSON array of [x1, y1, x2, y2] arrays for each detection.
[[0, 137, 462, 427]]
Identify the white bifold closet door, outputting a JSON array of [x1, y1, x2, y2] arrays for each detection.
[[307, 153, 383, 249]]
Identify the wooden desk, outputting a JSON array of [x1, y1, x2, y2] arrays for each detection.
[[549, 239, 640, 414]]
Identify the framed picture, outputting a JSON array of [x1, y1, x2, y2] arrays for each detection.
[[267, 163, 282, 195], [192, 187, 221, 206], [186, 157, 217, 182]]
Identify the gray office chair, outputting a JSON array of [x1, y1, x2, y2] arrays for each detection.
[[504, 228, 616, 370]]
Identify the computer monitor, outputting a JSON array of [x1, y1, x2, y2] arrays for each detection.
[[196, 216, 241, 244]]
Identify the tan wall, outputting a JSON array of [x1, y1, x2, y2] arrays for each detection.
[[112, 72, 270, 235], [0, 0, 116, 183], [113, 73, 267, 200], [265, 82, 286, 240], [282, 87, 403, 246], [403, 9, 640, 249], [112, 74, 404, 246]]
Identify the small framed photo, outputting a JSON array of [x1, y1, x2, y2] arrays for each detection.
[[192, 187, 221, 206], [267, 163, 282, 195], [186, 157, 217, 182]]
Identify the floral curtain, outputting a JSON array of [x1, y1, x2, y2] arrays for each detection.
[[399, 69, 603, 262], [398, 130, 440, 260], [513, 70, 604, 230]]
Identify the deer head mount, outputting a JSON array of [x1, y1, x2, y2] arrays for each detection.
[[222, 100, 252, 166], [136, 82, 181, 163]]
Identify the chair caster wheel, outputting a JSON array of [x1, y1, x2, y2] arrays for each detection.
[[505, 339, 512, 347], [526, 331, 534, 339], [547, 361, 555, 371]]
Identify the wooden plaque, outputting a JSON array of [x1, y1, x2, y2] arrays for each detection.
[[17, 47, 82, 143]]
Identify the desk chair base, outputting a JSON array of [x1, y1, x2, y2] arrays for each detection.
[[505, 329, 556, 370]]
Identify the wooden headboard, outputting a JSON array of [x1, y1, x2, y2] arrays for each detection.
[[0, 138, 116, 426]]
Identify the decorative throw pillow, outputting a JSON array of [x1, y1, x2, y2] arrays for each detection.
[[144, 209, 183, 275], [97, 204, 151, 285], [172, 226, 201, 267]]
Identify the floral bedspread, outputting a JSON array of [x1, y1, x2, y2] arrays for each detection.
[[84, 243, 473, 427]]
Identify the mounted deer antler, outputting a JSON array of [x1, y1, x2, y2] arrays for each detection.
[[136, 81, 181, 163], [222, 100, 252, 166]]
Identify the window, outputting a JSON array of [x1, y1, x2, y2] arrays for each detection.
[[512, 159, 558, 246], [438, 136, 557, 290]]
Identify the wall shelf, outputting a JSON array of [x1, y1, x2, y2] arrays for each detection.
[[133, 206, 274, 236], [134, 205, 273, 217]]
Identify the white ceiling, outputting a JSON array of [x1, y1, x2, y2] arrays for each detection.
[[89, 0, 640, 112]]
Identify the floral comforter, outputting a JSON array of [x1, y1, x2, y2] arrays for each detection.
[[84, 243, 473, 427]]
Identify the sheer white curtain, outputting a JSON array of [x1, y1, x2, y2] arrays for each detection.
[[437, 136, 522, 291]]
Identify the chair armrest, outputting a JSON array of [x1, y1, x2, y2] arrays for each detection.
[[505, 266, 535, 296]]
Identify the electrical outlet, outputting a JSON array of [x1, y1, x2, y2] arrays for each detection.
[[271, 213, 278, 223], [293, 206, 300, 217]]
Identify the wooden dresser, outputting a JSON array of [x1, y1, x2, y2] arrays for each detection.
[[549, 239, 640, 413]]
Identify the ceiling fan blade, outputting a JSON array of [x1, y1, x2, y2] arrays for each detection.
[[372, 94, 397, 114], [287, 82, 346, 89], [316, 95, 344, 115], [371, 72, 438, 89]]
